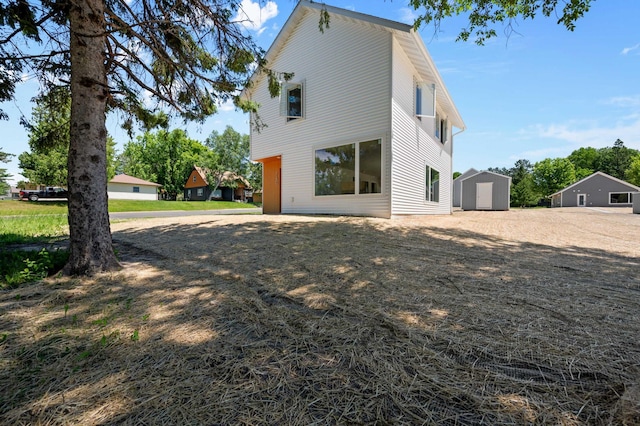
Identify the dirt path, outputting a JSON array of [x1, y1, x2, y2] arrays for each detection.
[[1, 208, 638, 424]]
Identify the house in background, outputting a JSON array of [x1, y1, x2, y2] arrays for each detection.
[[550, 171, 640, 208], [453, 168, 479, 208], [183, 165, 252, 202], [460, 171, 511, 211], [108, 174, 161, 200], [243, 0, 464, 217]]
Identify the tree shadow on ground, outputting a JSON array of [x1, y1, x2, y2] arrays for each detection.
[[1, 216, 639, 424]]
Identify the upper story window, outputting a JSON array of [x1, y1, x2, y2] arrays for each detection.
[[280, 82, 304, 121], [436, 113, 448, 144], [193, 175, 197, 182], [415, 81, 435, 119]]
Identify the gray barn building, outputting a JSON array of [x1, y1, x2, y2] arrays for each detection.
[[453, 168, 478, 208], [550, 172, 639, 208], [460, 171, 511, 211]]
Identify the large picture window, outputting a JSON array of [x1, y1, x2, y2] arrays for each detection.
[[315, 140, 382, 196], [610, 192, 632, 204], [426, 165, 439, 202]]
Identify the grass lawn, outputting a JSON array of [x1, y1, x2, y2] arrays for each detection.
[[0, 199, 259, 216]]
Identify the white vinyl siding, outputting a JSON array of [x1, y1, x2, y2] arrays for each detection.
[[390, 38, 452, 215], [250, 10, 392, 217], [108, 183, 158, 200]]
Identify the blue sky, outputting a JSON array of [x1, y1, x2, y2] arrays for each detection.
[[2, 0, 639, 185]]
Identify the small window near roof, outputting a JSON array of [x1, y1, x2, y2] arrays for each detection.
[[133, 186, 140, 193], [415, 82, 435, 118], [193, 176, 197, 182], [280, 82, 304, 121]]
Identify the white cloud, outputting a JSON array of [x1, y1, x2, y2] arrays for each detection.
[[605, 95, 640, 108], [218, 99, 235, 112], [233, 0, 278, 35], [529, 117, 640, 152], [399, 7, 420, 25], [621, 43, 640, 55]]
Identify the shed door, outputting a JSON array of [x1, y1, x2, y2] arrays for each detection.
[[476, 182, 493, 210], [577, 193, 586, 207]]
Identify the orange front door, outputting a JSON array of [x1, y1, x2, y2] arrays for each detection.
[[262, 156, 281, 214]]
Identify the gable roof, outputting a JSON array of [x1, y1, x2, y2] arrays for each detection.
[[191, 165, 252, 189], [109, 174, 161, 187], [460, 170, 512, 183], [243, 0, 464, 130], [550, 171, 640, 196], [453, 168, 480, 182]]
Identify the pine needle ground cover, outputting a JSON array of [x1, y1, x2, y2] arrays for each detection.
[[0, 208, 638, 424]]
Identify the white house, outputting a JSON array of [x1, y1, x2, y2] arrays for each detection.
[[108, 174, 161, 200], [243, 0, 465, 217]]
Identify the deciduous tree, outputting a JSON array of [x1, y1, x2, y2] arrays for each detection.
[[409, 0, 593, 45], [532, 157, 576, 196], [119, 129, 207, 200]]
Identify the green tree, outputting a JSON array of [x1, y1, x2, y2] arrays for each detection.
[[0, 148, 13, 195], [409, 0, 593, 45], [567, 147, 598, 180], [200, 126, 251, 193], [626, 155, 640, 187], [595, 139, 638, 181], [509, 159, 532, 186], [246, 161, 263, 193], [120, 129, 207, 200], [532, 158, 576, 196], [511, 174, 539, 208], [18, 88, 117, 187]]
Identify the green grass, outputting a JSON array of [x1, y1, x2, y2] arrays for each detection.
[[0, 215, 69, 245], [107, 199, 258, 212], [0, 199, 258, 286], [0, 200, 258, 216]]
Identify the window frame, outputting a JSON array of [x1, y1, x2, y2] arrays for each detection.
[[280, 81, 305, 121], [313, 137, 384, 197], [415, 81, 436, 119], [609, 192, 633, 204], [197, 188, 204, 197], [132, 186, 140, 193], [425, 165, 440, 203]]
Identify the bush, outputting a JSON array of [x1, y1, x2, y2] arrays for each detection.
[[1, 248, 69, 288]]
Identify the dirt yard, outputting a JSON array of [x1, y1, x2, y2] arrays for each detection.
[[1, 208, 639, 424]]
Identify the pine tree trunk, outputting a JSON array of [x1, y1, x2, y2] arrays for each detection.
[[64, 0, 120, 275]]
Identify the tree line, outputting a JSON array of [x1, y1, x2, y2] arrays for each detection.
[[472, 139, 640, 207], [15, 88, 260, 200]]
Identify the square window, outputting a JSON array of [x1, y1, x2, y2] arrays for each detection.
[[197, 188, 204, 197], [133, 186, 140, 193]]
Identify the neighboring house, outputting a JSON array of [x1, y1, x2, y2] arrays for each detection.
[[184, 165, 252, 202], [550, 171, 640, 208], [10, 187, 21, 200], [243, 1, 464, 217], [108, 174, 161, 200], [453, 168, 479, 208], [460, 171, 511, 211]]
